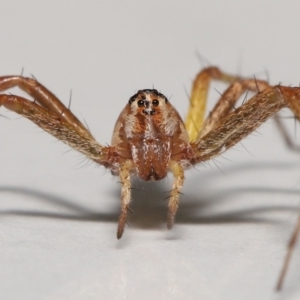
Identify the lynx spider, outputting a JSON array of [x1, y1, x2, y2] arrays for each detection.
[[0, 66, 299, 290]]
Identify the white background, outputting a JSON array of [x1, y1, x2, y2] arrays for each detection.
[[0, 1, 300, 299]]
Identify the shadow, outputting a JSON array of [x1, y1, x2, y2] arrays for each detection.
[[0, 160, 299, 231], [0, 186, 118, 223], [187, 160, 300, 182], [108, 160, 300, 230]]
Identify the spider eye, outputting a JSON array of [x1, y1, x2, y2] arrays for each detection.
[[165, 97, 168, 103], [152, 99, 159, 107], [138, 100, 144, 107]]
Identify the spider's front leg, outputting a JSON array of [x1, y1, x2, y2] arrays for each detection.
[[192, 85, 300, 163], [0, 76, 116, 165], [0, 94, 112, 164], [0, 76, 145, 239], [0, 75, 89, 135], [189, 82, 300, 290], [198, 78, 270, 138], [185, 66, 273, 142], [185, 66, 241, 141]]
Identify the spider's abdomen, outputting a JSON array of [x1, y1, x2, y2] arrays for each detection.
[[111, 89, 190, 180]]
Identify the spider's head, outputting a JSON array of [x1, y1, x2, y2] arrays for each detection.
[[124, 89, 185, 138], [128, 89, 169, 117]]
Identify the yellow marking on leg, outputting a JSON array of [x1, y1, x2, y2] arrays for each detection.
[[185, 67, 239, 142], [185, 70, 210, 142]]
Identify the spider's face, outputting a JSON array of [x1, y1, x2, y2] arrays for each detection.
[[126, 89, 180, 138], [128, 89, 169, 118]]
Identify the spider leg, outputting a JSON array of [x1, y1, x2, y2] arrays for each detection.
[[191, 85, 300, 163], [0, 76, 90, 137], [276, 212, 300, 291], [185, 67, 241, 142], [117, 160, 134, 239], [190, 84, 300, 289], [0, 94, 112, 165], [199, 78, 270, 138], [167, 161, 185, 229]]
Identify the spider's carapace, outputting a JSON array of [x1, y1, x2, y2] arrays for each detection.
[[111, 89, 191, 181]]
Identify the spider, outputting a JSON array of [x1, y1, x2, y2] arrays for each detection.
[[1, 66, 300, 290], [0, 67, 298, 243]]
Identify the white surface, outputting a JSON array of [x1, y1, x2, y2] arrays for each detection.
[[0, 1, 300, 299]]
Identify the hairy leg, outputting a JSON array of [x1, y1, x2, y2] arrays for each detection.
[[0, 94, 111, 164], [0, 76, 90, 136], [199, 79, 270, 138], [185, 67, 240, 141], [167, 161, 185, 229], [117, 160, 134, 239], [192, 85, 300, 163], [191, 84, 300, 289]]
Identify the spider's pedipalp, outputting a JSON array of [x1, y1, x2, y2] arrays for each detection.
[[117, 160, 134, 239], [167, 161, 185, 229]]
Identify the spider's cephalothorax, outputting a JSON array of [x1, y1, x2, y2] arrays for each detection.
[[111, 89, 191, 181]]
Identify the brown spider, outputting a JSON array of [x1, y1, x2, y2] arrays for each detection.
[[0, 66, 299, 289]]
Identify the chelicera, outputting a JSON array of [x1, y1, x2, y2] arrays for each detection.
[[0, 66, 299, 289]]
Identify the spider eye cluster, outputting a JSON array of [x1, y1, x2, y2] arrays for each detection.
[[128, 89, 168, 106]]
